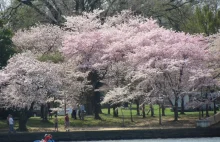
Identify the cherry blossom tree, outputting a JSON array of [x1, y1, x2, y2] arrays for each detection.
[[187, 73, 219, 118], [59, 62, 92, 111], [0, 52, 62, 131], [12, 24, 63, 54], [11, 19, 94, 118], [102, 61, 134, 117], [64, 10, 104, 33], [62, 11, 210, 121]]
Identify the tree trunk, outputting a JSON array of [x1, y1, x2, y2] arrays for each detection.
[[180, 96, 185, 114], [174, 97, 178, 121], [162, 104, 165, 116], [80, 0, 85, 12], [214, 100, 217, 114], [40, 104, 44, 119], [99, 106, 102, 114], [150, 104, 154, 117], [159, 104, 162, 125], [75, 0, 79, 14], [108, 104, 110, 114], [18, 103, 34, 131], [41, 104, 48, 121], [206, 104, 209, 117], [142, 104, 146, 118], [113, 106, 118, 117], [202, 108, 204, 117], [87, 70, 103, 119], [18, 111, 28, 131], [86, 95, 93, 115], [129, 103, 133, 122], [199, 107, 201, 120], [120, 107, 125, 127], [45, 104, 48, 121], [94, 91, 101, 119], [136, 100, 140, 115]]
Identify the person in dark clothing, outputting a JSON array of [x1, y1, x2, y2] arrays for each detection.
[[71, 109, 77, 119], [65, 113, 70, 131]]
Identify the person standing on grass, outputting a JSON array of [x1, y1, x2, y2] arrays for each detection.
[[65, 113, 70, 131], [72, 104, 77, 119], [54, 115, 58, 132], [79, 104, 85, 120], [77, 104, 81, 120], [8, 114, 16, 133]]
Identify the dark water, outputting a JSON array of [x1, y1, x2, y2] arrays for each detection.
[[59, 137, 220, 142]]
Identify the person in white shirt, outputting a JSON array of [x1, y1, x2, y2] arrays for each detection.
[[8, 114, 15, 133]]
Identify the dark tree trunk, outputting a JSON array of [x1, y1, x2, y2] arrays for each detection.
[[87, 70, 103, 120], [99, 107, 102, 113], [108, 104, 110, 114], [214, 100, 217, 114], [174, 97, 178, 121], [45, 104, 48, 121], [142, 104, 146, 118], [162, 104, 165, 116], [150, 104, 154, 117], [98, 93, 102, 114], [159, 104, 162, 125], [136, 100, 140, 115], [129, 103, 133, 122], [19, 111, 28, 131], [94, 91, 101, 119], [113, 106, 118, 117], [199, 107, 201, 120], [202, 108, 204, 117], [180, 96, 185, 114], [206, 104, 209, 117], [75, 0, 79, 13], [89, 0, 101, 11], [86, 95, 93, 115], [80, 0, 85, 11], [41, 104, 48, 121], [18, 102, 34, 131], [40, 104, 44, 119], [205, 93, 209, 117]]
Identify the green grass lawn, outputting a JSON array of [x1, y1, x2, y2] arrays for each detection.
[[0, 105, 216, 132]]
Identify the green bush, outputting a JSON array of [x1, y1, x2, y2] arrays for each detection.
[[38, 52, 64, 63]]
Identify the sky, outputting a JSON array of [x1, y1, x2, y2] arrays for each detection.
[[0, 0, 11, 11]]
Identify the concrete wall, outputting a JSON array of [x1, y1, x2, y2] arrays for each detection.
[[1, 128, 220, 142], [197, 112, 220, 127], [206, 112, 220, 125]]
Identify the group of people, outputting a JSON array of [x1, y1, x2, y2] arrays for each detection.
[[71, 104, 85, 120], [6, 104, 86, 133], [53, 104, 85, 132], [41, 134, 54, 142], [53, 114, 69, 132], [33, 134, 54, 142]]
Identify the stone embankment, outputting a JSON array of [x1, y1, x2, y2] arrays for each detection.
[[1, 127, 220, 142]]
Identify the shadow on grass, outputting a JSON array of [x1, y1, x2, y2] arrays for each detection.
[[27, 117, 54, 127]]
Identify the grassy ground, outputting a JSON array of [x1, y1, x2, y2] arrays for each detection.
[[0, 105, 216, 132]]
